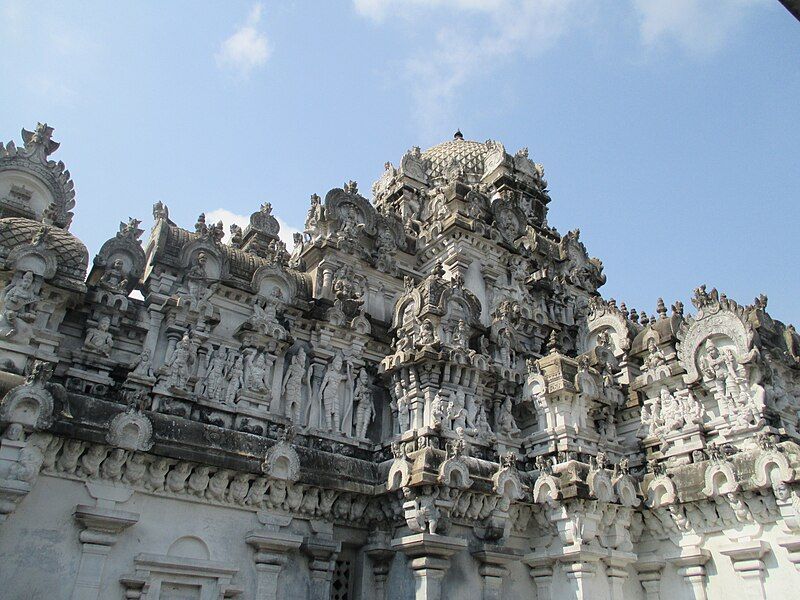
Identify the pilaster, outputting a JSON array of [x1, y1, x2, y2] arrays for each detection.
[[719, 540, 770, 600], [635, 556, 665, 600], [670, 547, 710, 600], [301, 536, 341, 600], [524, 555, 555, 600], [777, 536, 800, 572], [246, 527, 303, 600], [391, 533, 467, 600], [71, 504, 139, 600], [364, 533, 395, 600], [470, 543, 522, 600]]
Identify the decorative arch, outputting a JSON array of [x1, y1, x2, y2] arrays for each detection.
[[752, 450, 795, 490], [106, 410, 154, 451], [533, 474, 561, 504], [0, 381, 54, 430], [251, 264, 298, 303], [645, 474, 677, 508], [439, 456, 473, 490], [701, 461, 739, 497]]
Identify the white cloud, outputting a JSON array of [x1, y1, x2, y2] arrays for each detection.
[[204, 208, 301, 249], [632, 0, 760, 56], [216, 3, 272, 77], [354, 0, 578, 134]]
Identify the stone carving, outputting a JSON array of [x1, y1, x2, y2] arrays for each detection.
[[353, 369, 374, 439], [83, 316, 114, 356], [0, 271, 39, 338], [3, 125, 800, 600]]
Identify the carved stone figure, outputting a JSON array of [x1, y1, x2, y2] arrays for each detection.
[[497, 396, 520, 437], [131, 348, 154, 378], [0, 271, 39, 338], [83, 317, 114, 356], [353, 369, 374, 439], [282, 348, 309, 424], [225, 356, 245, 404], [162, 332, 194, 391], [98, 259, 128, 292], [318, 354, 348, 432]]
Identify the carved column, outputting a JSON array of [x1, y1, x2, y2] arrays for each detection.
[[524, 555, 555, 600], [777, 537, 800, 571], [603, 555, 633, 600], [720, 541, 769, 600], [391, 533, 467, 600], [301, 537, 341, 600], [246, 528, 303, 600], [670, 547, 710, 600], [71, 504, 138, 600], [364, 535, 395, 600], [635, 557, 664, 600], [471, 544, 521, 600]]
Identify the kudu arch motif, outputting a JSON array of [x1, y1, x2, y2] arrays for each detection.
[[0, 125, 798, 599]]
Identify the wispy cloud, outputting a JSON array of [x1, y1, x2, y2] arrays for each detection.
[[216, 3, 272, 77], [355, 0, 578, 134], [632, 0, 759, 56], [205, 208, 300, 249]]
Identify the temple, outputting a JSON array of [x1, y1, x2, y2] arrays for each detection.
[[0, 123, 799, 599]]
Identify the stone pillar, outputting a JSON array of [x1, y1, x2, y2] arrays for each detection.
[[635, 557, 664, 600], [562, 559, 599, 599], [670, 547, 710, 600], [246, 529, 303, 600], [603, 555, 633, 600], [391, 533, 467, 600], [71, 504, 138, 600], [777, 536, 800, 571], [524, 555, 555, 600], [301, 537, 341, 600], [471, 543, 522, 600], [720, 541, 769, 600], [364, 536, 395, 600]]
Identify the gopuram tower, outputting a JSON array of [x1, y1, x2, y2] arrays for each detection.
[[0, 124, 799, 599]]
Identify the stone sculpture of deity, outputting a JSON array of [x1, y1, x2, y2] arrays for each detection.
[[84, 317, 114, 356], [353, 368, 374, 439], [318, 354, 348, 432], [282, 348, 309, 424], [163, 332, 194, 391], [225, 356, 245, 404], [0, 271, 39, 338], [202, 347, 227, 401], [98, 259, 128, 293]]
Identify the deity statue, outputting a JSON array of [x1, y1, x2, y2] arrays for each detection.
[[282, 348, 310, 424], [244, 350, 269, 393], [642, 338, 667, 375], [202, 347, 228, 401], [318, 354, 349, 432], [474, 401, 495, 441], [163, 332, 194, 390], [699, 340, 741, 413], [83, 317, 114, 356], [496, 328, 514, 368], [447, 391, 468, 432], [98, 259, 128, 292], [225, 356, 245, 404], [131, 347, 154, 378], [497, 396, 520, 437], [185, 252, 210, 303], [353, 369, 374, 439], [289, 232, 305, 269], [416, 319, 437, 347], [304, 193, 324, 239], [0, 271, 39, 338], [431, 392, 448, 429], [451, 319, 469, 350]]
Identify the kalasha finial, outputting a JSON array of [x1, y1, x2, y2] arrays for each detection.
[[454, 129, 464, 140], [656, 298, 668, 320], [547, 329, 559, 354]]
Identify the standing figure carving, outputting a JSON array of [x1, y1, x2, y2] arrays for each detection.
[[225, 355, 245, 404], [317, 354, 349, 432], [353, 369, 374, 439], [203, 347, 227, 401], [163, 332, 194, 390], [0, 271, 39, 338], [282, 348, 310, 424]]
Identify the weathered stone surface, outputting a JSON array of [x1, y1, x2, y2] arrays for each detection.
[[0, 126, 799, 598]]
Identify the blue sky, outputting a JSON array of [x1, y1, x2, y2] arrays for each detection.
[[2, 1, 798, 324]]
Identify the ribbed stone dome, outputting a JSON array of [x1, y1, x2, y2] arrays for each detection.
[[422, 133, 488, 180]]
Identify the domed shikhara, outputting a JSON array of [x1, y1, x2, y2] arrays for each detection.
[[1, 121, 800, 600], [422, 136, 489, 180]]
